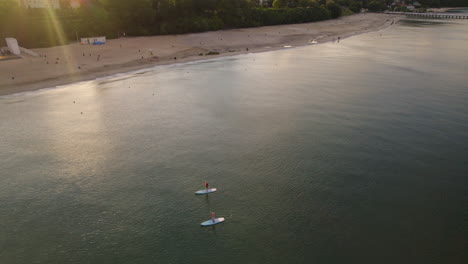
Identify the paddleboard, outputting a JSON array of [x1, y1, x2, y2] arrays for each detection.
[[201, 217, 225, 226], [195, 188, 217, 195]]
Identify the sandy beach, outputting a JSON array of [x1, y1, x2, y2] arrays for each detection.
[[0, 13, 401, 96]]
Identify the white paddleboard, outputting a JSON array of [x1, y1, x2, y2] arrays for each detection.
[[195, 188, 217, 195], [201, 217, 225, 226]]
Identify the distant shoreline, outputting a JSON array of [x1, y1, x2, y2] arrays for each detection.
[[0, 13, 401, 96]]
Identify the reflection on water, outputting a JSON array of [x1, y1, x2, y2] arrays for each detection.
[[0, 19, 467, 264], [400, 19, 457, 27], [446, 8, 468, 13]]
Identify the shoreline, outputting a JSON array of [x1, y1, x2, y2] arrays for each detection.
[[0, 13, 401, 96]]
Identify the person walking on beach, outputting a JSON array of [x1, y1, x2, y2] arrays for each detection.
[[210, 212, 216, 223], [204, 181, 209, 190]]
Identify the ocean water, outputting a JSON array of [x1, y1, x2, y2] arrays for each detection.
[[0, 18, 467, 264]]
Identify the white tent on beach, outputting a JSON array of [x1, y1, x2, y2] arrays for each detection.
[[5, 38, 20, 55]]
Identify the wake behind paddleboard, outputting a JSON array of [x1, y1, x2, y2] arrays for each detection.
[[201, 217, 225, 226], [195, 188, 217, 195]]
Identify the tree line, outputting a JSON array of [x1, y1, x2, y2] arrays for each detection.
[[0, 0, 465, 48]]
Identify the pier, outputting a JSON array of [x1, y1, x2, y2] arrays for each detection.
[[386, 12, 468, 19]]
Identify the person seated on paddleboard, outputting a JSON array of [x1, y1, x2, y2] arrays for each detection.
[[204, 181, 209, 190], [211, 212, 216, 223]]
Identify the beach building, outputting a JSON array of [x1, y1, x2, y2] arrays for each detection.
[[413, 1, 421, 7]]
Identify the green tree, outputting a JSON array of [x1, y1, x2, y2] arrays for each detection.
[[0, 0, 21, 39], [298, 0, 320, 7], [0, 0, 342, 48], [326, 1, 342, 18], [367, 0, 385, 11], [58, 0, 71, 9], [432, 0, 441, 7], [261, 0, 275, 7], [99, 0, 155, 35], [349, 1, 361, 12], [337, 0, 351, 6], [397, 5, 408, 11], [272, 0, 288, 8]]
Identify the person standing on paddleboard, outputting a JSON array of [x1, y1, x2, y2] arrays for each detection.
[[211, 212, 216, 223], [204, 181, 209, 190]]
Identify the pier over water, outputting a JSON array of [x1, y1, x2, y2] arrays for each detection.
[[386, 11, 468, 19]]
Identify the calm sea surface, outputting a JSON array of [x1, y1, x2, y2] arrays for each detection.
[[0, 17, 467, 264]]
